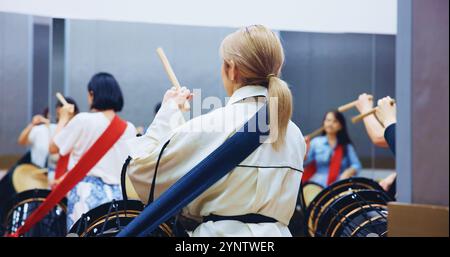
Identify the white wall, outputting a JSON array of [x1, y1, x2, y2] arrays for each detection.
[[0, 0, 397, 34]]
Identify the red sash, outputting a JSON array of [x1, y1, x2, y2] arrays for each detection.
[[8, 115, 127, 237], [302, 140, 344, 186], [54, 155, 70, 180]]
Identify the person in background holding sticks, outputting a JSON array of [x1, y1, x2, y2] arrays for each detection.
[[303, 111, 362, 187], [17, 98, 79, 169], [356, 94, 397, 192], [48, 72, 137, 230]]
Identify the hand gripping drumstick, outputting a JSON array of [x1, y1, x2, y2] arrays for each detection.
[[305, 96, 373, 139], [56, 92, 75, 115], [351, 99, 396, 124], [56, 92, 69, 106], [156, 47, 190, 111]]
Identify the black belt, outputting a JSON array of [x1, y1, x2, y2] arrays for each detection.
[[203, 213, 278, 224]]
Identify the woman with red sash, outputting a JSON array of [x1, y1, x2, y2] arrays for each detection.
[[48, 72, 137, 230], [303, 111, 361, 187]]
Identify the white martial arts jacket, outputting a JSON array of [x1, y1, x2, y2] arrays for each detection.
[[126, 85, 306, 237]]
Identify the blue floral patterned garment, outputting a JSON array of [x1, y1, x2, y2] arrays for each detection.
[[66, 176, 122, 231]]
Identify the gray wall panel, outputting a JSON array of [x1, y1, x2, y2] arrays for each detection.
[[67, 20, 234, 128], [0, 12, 31, 156]]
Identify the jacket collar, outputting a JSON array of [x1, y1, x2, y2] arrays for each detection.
[[226, 85, 268, 106]]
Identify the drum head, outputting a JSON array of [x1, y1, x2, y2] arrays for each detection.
[[302, 182, 324, 208], [315, 189, 390, 237], [305, 177, 391, 237], [12, 164, 48, 193]]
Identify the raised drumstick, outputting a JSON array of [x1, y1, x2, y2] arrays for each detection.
[[56, 92, 69, 106], [306, 97, 373, 139], [305, 127, 325, 140], [156, 48, 190, 110], [337, 96, 373, 113]]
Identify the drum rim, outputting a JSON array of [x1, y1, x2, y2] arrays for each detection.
[[316, 190, 390, 237], [6, 189, 67, 204], [69, 200, 175, 237], [79, 213, 175, 237], [78, 211, 142, 237], [4, 189, 68, 219], [5, 197, 67, 222], [68, 199, 144, 236], [305, 177, 387, 237]]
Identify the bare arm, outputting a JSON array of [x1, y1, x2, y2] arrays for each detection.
[[361, 115, 389, 147], [355, 93, 388, 148], [17, 115, 49, 145], [49, 104, 75, 154], [17, 123, 34, 145]]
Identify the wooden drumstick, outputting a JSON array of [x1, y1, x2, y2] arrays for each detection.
[[337, 96, 373, 113], [56, 92, 69, 106], [352, 108, 378, 123], [156, 47, 190, 110], [305, 127, 325, 139], [306, 96, 374, 139], [351, 99, 396, 124]]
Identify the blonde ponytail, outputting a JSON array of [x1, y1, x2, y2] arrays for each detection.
[[267, 76, 293, 150], [220, 25, 293, 150]]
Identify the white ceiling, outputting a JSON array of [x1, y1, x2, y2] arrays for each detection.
[[0, 0, 397, 34]]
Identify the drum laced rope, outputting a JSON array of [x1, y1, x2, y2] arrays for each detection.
[[99, 199, 121, 236], [120, 156, 132, 217], [311, 191, 381, 236], [335, 193, 380, 235], [309, 199, 367, 237], [308, 180, 390, 237], [114, 202, 121, 231], [352, 193, 389, 223], [322, 205, 375, 236], [324, 190, 391, 237], [76, 213, 87, 235]]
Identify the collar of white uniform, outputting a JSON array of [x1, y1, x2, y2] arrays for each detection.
[[226, 85, 268, 106]]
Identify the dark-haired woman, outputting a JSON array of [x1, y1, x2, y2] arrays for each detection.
[[303, 111, 361, 187], [18, 97, 79, 169], [49, 72, 137, 230]]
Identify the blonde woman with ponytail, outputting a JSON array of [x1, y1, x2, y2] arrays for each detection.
[[127, 25, 306, 237]]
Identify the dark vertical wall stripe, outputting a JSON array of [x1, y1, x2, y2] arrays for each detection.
[[411, 0, 449, 206], [32, 23, 50, 116]]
